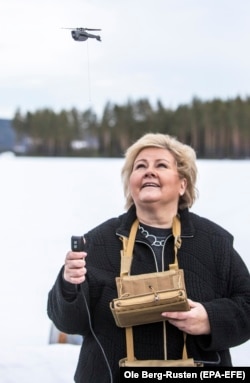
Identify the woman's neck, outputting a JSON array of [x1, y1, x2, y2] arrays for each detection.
[[135, 205, 178, 228]]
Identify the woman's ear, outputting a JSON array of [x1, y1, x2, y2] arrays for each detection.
[[179, 178, 187, 196]]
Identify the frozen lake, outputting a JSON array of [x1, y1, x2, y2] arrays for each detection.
[[0, 156, 249, 381]]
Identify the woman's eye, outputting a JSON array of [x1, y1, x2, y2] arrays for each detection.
[[135, 163, 145, 169], [157, 163, 168, 168]]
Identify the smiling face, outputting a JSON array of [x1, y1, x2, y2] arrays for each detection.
[[129, 147, 187, 212]]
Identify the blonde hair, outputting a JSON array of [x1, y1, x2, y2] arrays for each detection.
[[121, 133, 198, 210]]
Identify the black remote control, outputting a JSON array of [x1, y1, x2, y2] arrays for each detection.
[[71, 236, 85, 252]]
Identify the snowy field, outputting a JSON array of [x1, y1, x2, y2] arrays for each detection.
[[0, 345, 80, 383], [0, 157, 249, 382]]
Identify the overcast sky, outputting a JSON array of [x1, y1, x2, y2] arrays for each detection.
[[1, 0, 250, 119]]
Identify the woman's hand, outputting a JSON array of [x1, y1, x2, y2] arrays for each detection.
[[63, 251, 87, 284], [161, 299, 211, 335]]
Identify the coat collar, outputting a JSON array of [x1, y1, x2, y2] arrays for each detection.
[[116, 205, 195, 238]]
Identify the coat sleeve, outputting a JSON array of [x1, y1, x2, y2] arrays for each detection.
[[47, 266, 91, 336], [197, 246, 250, 351]]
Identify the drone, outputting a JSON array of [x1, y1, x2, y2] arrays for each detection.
[[63, 27, 102, 42]]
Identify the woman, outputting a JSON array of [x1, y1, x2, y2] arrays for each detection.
[[47, 133, 250, 382]]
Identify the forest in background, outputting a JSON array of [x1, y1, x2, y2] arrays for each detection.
[[12, 95, 250, 158]]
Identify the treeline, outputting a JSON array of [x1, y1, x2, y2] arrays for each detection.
[[12, 96, 250, 158]]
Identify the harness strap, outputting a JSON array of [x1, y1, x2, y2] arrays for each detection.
[[120, 219, 139, 277], [120, 215, 188, 363], [170, 214, 182, 270]]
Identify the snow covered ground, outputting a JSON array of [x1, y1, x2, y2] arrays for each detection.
[[0, 345, 80, 383]]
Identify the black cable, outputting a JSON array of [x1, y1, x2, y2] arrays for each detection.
[[80, 284, 113, 383]]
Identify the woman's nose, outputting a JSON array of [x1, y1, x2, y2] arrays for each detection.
[[144, 167, 156, 177]]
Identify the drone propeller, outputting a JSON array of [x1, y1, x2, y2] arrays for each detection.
[[61, 27, 101, 31], [84, 28, 102, 31]]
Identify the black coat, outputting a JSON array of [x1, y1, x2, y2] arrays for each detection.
[[47, 206, 250, 382]]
